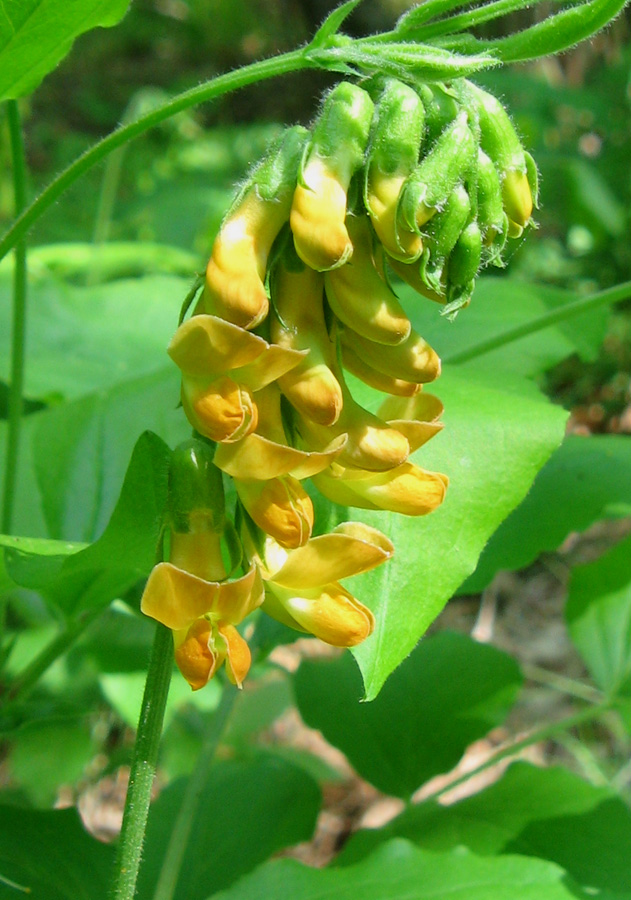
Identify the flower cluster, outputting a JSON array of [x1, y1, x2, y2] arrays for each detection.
[[140, 76, 535, 689]]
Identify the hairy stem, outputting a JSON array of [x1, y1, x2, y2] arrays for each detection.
[[111, 623, 173, 900], [444, 280, 631, 365], [0, 49, 311, 266], [151, 685, 239, 900], [2, 100, 28, 537]]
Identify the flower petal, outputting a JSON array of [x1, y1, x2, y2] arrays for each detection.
[[182, 375, 258, 443], [236, 476, 314, 549], [219, 622, 252, 689], [235, 345, 307, 392], [173, 618, 221, 691], [213, 431, 347, 480], [271, 522, 393, 588], [313, 461, 448, 516], [168, 314, 269, 377], [270, 582, 375, 647], [378, 392, 445, 452]]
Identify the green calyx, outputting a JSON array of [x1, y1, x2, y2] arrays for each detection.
[[306, 81, 374, 176], [168, 438, 225, 534]]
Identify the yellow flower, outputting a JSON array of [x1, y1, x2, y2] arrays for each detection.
[[502, 169, 533, 238], [253, 522, 394, 647], [270, 262, 343, 426], [235, 475, 314, 550], [140, 530, 264, 690], [168, 314, 304, 443]]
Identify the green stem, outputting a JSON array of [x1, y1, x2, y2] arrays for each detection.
[[5, 607, 103, 705], [2, 100, 28, 537], [444, 280, 631, 365], [151, 684, 239, 900], [420, 701, 611, 804], [0, 49, 311, 266], [521, 662, 604, 705], [111, 623, 173, 900]]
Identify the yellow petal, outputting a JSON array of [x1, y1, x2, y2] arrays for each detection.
[[182, 375, 258, 443], [367, 172, 423, 262], [235, 345, 307, 392], [269, 582, 375, 647], [168, 314, 268, 378], [387, 255, 446, 304], [271, 522, 393, 588], [313, 461, 448, 516], [169, 530, 226, 582], [290, 158, 353, 271], [341, 341, 421, 397], [213, 431, 347, 480], [140, 562, 262, 630], [378, 392, 445, 452], [203, 190, 289, 329], [173, 618, 221, 691], [343, 326, 441, 385], [219, 622, 252, 689], [324, 216, 411, 345], [236, 476, 314, 549]]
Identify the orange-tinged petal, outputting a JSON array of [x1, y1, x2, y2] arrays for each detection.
[[378, 392, 445, 452], [234, 345, 307, 392], [341, 341, 421, 397], [269, 582, 375, 647], [170, 530, 226, 582], [343, 326, 441, 385], [236, 476, 314, 549], [182, 375, 258, 443], [220, 623, 252, 689], [313, 461, 448, 516], [173, 618, 221, 691]]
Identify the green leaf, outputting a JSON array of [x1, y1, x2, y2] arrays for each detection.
[[566, 532, 631, 697], [464, 435, 631, 594], [0, 0, 132, 101], [0, 806, 113, 900], [338, 762, 631, 893], [307, 0, 364, 50], [0, 273, 188, 401], [213, 839, 606, 900], [8, 717, 95, 807], [294, 632, 521, 798], [31, 367, 186, 542], [136, 757, 321, 900], [343, 364, 566, 698], [400, 278, 608, 377], [4, 431, 172, 616]]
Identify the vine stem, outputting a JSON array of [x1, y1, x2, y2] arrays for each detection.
[[443, 280, 631, 364], [0, 48, 311, 266], [111, 623, 173, 900], [151, 684, 239, 900], [420, 701, 612, 805], [2, 100, 28, 536]]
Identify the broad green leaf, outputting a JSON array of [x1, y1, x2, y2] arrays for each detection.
[[566, 533, 631, 697], [338, 762, 631, 893], [294, 631, 521, 798], [136, 757, 321, 900], [0, 273, 188, 401], [0, 0, 131, 100], [213, 839, 607, 900], [0, 806, 113, 900], [464, 435, 631, 594], [343, 364, 566, 698], [8, 717, 95, 807], [4, 431, 172, 616], [31, 367, 186, 542], [400, 278, 607, 377]]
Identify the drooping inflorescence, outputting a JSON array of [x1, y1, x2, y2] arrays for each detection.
[[140, 75, 536, 689]]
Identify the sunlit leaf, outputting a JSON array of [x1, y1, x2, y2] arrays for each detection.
[[0, 0, 132, 101]]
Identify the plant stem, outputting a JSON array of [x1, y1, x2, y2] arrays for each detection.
[[420, 701, 612, 804], [111, 623, 173, 900], [151, 684, 239, 900], [444, 280, 631, 365], [521, 662, 603, 705], [0, 49, 311, 266], [2, 100, 28, 536]]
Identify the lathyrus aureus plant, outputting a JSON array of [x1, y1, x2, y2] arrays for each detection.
[[141, 51, 539, 690]]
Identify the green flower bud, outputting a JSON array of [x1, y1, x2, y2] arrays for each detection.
[[418, 83, 461, 145], [290, 82, 374, 271], [168, 438, 225, 534], [475, 149, 508, 261], [398, 111, 477, 233], [444, 220, 482, 316], [364, 79, 426, 261], [419, 183, 471, 294], [469, 84, 534, 235]]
